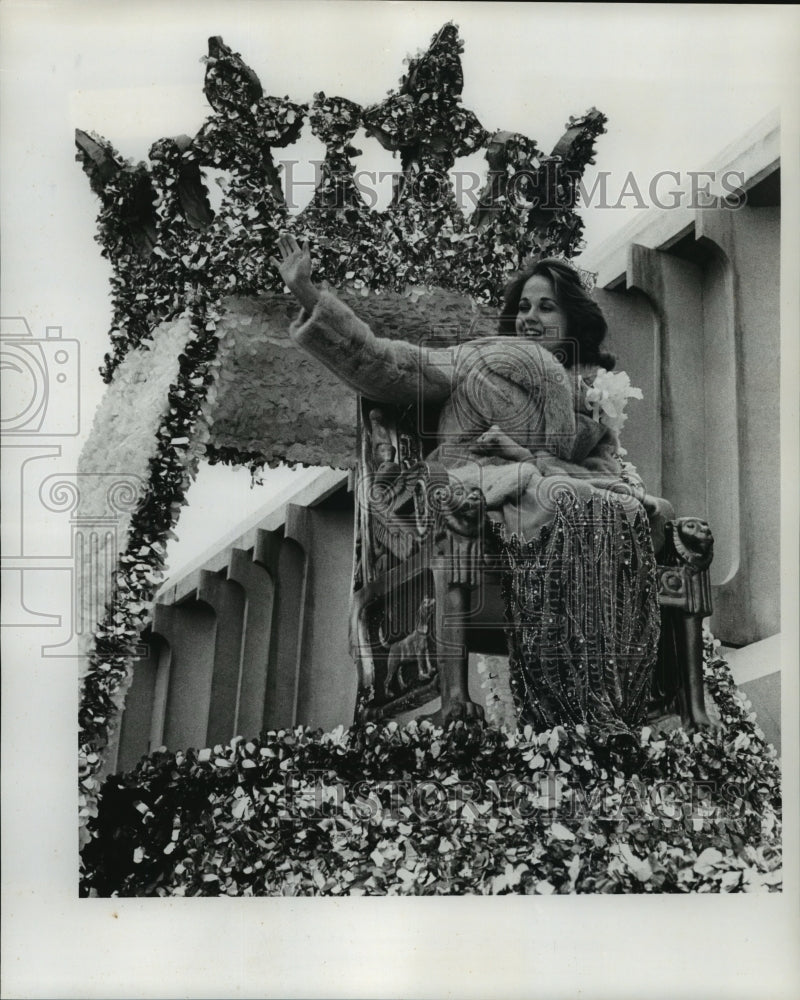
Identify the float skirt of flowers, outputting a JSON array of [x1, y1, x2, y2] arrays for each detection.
[[80, 635, 781, 897]]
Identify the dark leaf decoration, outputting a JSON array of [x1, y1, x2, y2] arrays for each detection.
[[80, 638, 782, 897], [204, 35, 264, 114]]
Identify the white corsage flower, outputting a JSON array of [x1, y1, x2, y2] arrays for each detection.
[[585, 369, 643, 438]]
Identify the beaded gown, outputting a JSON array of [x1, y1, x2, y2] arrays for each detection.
[[496, 491, 660, 745]]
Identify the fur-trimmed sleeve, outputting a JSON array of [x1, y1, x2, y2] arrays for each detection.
[[289, 290, 452, 404]]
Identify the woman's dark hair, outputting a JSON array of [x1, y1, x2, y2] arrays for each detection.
[[498, 257, 615, 370]]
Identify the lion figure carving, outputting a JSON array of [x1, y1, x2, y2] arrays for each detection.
[[384, 597, 437, 695]]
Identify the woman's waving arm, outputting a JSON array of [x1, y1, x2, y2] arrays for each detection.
[[272, 234, 452, 404]]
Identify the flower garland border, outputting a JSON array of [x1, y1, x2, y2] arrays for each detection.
[[80, 632, 781, 896]]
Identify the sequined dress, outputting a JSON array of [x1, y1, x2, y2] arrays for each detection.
[[496, 490, 660, 746]]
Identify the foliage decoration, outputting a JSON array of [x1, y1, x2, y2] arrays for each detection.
[[192, 36, 307, 297], [298, 92, 392, 293], [75, 131, 159, 378], [80, 636, 781, 896], [361, 21, 488, 291]]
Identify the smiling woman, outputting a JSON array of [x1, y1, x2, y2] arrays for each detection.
[[498, 257, 616, 371], [517, 274, 568, 341]]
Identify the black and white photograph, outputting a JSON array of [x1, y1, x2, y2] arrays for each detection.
[[2, 2, 798, 997]]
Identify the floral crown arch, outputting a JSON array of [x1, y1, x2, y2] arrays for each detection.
[[75, 22, 607, 831]]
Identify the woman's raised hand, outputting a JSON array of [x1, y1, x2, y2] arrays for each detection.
[[270, 234, 319, 311], [271, 234, 311, 287]]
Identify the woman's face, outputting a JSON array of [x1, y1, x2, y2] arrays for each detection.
[[514, 274, 568, 355]]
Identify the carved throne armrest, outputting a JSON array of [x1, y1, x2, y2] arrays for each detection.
[[656, 516, 714, 614], [652, 516, 718, 732]]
